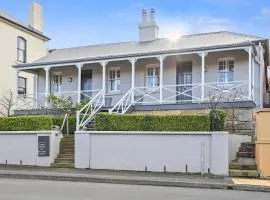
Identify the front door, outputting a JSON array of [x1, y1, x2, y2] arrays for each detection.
[[81, 70, 92, 101], [176, 62, 192, 102]]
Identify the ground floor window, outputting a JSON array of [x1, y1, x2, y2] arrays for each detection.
[[218, 58, 235, 83], [52, 75, 62, 93], [18, 76, 27, 95], [146, 65, 160, 88], [108, 67, 120, 92]]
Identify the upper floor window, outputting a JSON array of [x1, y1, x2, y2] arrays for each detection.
[[108, 68, 120, 92], [218, 58, 234, 83], [146, 66, 159, 88], [17, 37, 27, 63], [18, 76, 27, 95], [52, 75, 62, 93]]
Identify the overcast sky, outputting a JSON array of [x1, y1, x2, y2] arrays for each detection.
[[1, 0, 270, 49]]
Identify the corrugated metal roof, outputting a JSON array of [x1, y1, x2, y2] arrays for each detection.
[[0, 10, 50, 41], [17, 31, 266, 67]]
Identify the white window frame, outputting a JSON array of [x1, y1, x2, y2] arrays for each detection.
[[17, 36, 27, 63], [18, 76, 27, 95], [218, 57, 235, 83], [146, 64, 160, 89], [52, 73, 62, 93], [108, 67, 120, 93]]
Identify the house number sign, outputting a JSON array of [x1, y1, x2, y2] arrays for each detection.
[[38, 136, 50, 156]]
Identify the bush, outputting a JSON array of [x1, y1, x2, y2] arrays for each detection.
[[0, 116, 53, 131], [95, 113, 210, 131], [52, 115, 76, 134], [209, 109, 226, 131]]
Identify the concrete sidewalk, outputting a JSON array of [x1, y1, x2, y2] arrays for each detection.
[[0, 166, 269, 192]]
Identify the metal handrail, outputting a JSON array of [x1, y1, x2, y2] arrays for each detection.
[[77, 90, 104, 130]]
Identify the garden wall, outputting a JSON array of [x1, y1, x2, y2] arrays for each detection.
[[0, 130, 62, 166], [75, 131, 229, 175]]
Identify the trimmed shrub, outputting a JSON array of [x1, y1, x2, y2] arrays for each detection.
[[95, 113, 210, 131], [0, 116, 53, 131], [52, 116, 76, 134], [209, 109, 226, 131]]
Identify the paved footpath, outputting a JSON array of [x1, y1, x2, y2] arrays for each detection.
[[1, 178, 270, 200], [0, 166, 270, 192]]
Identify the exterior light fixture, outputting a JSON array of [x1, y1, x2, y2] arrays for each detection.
[[68, 77, 72, 82]]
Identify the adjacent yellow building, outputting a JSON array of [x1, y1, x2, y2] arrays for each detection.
[[0, 2, 49, 115]]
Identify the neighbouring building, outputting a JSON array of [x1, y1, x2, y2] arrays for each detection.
[[0, 2, 49, 115], [13, 8, 269, 134]]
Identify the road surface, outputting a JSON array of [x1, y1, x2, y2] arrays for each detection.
[[0, 178, 269, 200]]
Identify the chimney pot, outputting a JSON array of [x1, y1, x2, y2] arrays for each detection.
[[142, 9, 147, 22], [150, 8, 156, 21]]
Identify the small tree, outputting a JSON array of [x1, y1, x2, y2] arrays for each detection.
[[47, 94, 75, 134], [0, 89, 15, 117], [207, 89, 224, 131]]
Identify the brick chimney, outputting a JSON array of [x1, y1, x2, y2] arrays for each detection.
[[139, 8, 159, 42], [29, 1, 43, 32]]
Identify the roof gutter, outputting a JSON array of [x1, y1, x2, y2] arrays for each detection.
[[0, 15, 50, 41], [13, 40, 266, 69]]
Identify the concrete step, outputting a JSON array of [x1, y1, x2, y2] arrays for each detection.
[[54, 158, 74, 163], [237, 152, 255, 158], [57, 153, 74, 157], [60, 149, 74, 154], [229, 162, 257, 170], [60, 143, 74, 147], [61, 139, 74, 142], [229, 169, 259, 178], [50, 163, 74, 168], [241, 142, 255, 148], [238, 146, 255, 153], [235, 157, 256, 165]]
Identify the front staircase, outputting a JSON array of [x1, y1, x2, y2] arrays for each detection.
[[51, 135, 74, 168], [229, 142, 259, 178]]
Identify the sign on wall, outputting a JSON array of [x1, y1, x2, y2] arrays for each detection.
[[38, 136, 50, 156]]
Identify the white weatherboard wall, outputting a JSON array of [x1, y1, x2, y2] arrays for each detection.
[[0, 131, 62, 166], [75, 131, 229, 175]]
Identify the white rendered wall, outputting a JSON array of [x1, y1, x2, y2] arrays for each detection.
[[228, 134, 252, 162], [0, 131, 62, 166], [75, 131, 229, 175]]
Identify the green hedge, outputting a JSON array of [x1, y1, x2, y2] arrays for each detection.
[[0, 116, 53, 131], [209, 109, 226, 131], [52, 116, 76, 134], [95, 113, 211, 131]]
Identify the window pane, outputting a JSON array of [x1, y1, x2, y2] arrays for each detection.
[[117, 70, 120, 78], [18, 77, 26, 94], [155, 68, 160, 76], [147, 77, 153, 88], [148, 68, 153, 76], [116, 80, 120, 90], [18, 38, 26, 50]]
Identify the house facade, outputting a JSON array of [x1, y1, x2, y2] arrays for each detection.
[[14, 9, 269, 131], [0, 2, 49, 115]]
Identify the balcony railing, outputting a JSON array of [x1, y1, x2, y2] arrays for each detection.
[[15, 81, 250, 112]]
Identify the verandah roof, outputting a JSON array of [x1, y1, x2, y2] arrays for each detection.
[[14, 31, 267, 68]]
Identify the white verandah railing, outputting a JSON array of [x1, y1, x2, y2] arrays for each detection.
[[109, 80, 250, 114], [15, 90, 101, 110]]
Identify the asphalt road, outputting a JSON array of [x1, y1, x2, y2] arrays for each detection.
[[0, 178, 269, 200]]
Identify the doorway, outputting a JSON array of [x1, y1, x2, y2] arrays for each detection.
[[81, 70, 92, 101], [176, 61, 192, 102]]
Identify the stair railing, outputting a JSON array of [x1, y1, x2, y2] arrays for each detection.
[[109, 88, 134, 114], [76, 90, 104, 130]]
